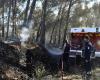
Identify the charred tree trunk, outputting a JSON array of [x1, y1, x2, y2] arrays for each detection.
[[6, 0, 11, 39], [39, 0, 48, 45]]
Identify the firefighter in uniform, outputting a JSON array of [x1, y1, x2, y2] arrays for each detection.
[[63, 40, 70, 71], [82, 36, 93, 74]]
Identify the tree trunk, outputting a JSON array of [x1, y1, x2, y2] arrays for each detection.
[[27, 0, 37, 43], [53, 29, 57, 46], [14, 0, 17, 35], [39, 0, 48, 45], [12, 0, 15, 37], [49, 22, 56, 44], [27, 0, 36, 23], [2, 1, 5, 40], [6, 0, 11, 39], [11, 0, 17, 37], [23, 0, 30, 26], [36, 26, 41, 42], [62, 0, 73, 47], [23, 0, 36, 27], [58, 3, 66, 46], [58, 23, 61, 46], [49, 4, 62, 44]]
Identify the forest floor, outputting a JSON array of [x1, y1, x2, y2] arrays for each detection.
[[0, 42, 100, 80]]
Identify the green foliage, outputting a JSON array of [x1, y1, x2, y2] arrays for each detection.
[[34, 61, 46, 79]]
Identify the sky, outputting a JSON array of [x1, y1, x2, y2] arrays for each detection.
[[88, 0, 100, 8], [97, 0, 100, 2]]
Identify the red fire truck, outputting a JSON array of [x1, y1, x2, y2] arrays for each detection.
[[70, 28, 100, 57]]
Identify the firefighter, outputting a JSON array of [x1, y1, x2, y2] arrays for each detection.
[[82, 36, 93, 74], [63, 40, 70, 71]]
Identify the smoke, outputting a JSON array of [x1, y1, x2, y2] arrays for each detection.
[[20, 28, 30, 41], [20, 20, 34, 47]]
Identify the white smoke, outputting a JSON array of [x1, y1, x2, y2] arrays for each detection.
[[20, 20, 34, 47], [20, 28, 30, 42]]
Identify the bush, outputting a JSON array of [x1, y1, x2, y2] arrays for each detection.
[[34, 61, 46, 79]]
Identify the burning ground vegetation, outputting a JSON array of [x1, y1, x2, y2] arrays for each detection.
[[0, 42, 100, 80]]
